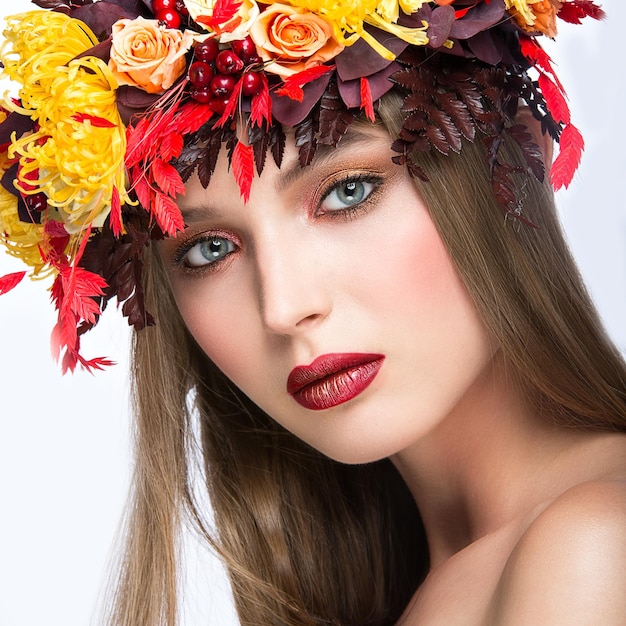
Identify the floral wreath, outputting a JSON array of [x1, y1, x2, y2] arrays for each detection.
[[0, 0, 604, 372]]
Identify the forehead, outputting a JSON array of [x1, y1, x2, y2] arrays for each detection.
[[177, 122, 395, 213]]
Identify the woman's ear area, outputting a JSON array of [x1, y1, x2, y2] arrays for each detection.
[[515, 106, 555, 172]]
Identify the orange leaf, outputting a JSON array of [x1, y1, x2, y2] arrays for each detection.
[[232, 141, 255, 202]]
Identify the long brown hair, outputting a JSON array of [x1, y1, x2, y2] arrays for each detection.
[[103, 93, 626, 625]]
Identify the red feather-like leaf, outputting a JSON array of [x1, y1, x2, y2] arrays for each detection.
[[214, 77, 244, 128], [152, 158, 186, 197], [538, 73, 570, 125], [558, 0, 606, 24], [232, 141, 255, 203], [196, 0, 241, 29], [360, 77, 376, 123], [172, 101, 216, 135], [519, 37, 564, 92], [551, 122, 584, 190], [0, 271, 26, 295], [51, 308, 78, 363], [125, 117, 152, 167], [160, 132, 185, 162], [251, 73, 272, 128], [72, 113, 117, 128], [78, 354, 116, 372], [110, 185, 123, 237], [275, 65, 335, 101], [133, 170, 153, 211], [153, 191, 185, 236]]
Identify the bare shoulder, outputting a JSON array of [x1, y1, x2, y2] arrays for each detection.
[[490, 479, 626, 625]]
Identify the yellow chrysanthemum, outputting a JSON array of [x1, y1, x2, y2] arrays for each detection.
[[0, 185, 48, 273], [1, 11, 128, 233], [264, 0, 429, 60]]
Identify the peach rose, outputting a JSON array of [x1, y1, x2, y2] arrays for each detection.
[[109, 17, 195, 94], [184, 0, 260, 42], [249, 4, 344, 77]]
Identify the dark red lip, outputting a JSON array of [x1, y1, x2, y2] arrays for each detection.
[[287, 353, 385, 411]]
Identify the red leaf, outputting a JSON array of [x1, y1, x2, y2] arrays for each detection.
[[153, 191, 185, 236], [172, 101, 216, 136], [214, 0, 242, 23], [250, 73, 272, 128], [78, 354, 116, 372], [519, 37, 564, 92], [454, 1, 478, 19], [558, 0, 606, 24], [60, 264, 107, 324], [51, 309, 78, 364], [0, 271, 26, 295], [133, 170, 152, 210], [160, 132, 185, 162], [72, 113, 116, 128], [125, 117, 152, 167], [360, 77, 376, 123], [214, 77, 244, 128], [110, 185, 123, 237], [551, 122, 584, 190], [232, 141, 255, 202], [275, 64, 335, 101], [152, 158, 186, 197], [538, 73, 570, 125]]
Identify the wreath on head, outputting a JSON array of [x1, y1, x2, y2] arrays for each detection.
[[0, 0, 604, 372]]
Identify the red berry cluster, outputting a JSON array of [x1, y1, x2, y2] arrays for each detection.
[[152, 0, 188, 29], [188, 37, 264, 112]]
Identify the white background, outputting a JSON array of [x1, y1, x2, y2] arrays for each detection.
[[1, 2, 624, 625]]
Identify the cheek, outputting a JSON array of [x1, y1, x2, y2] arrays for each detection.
[[170, 274, 263, 383]]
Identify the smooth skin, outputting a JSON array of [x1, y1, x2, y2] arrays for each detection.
[[161, 124, 626, 625]]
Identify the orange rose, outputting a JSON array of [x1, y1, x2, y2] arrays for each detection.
[[109, 17, 196, 94], [509, 0, 562, 38], [249, 4, 344, 77]]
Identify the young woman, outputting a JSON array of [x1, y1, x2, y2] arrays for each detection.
[[0, 1, 624, 624]]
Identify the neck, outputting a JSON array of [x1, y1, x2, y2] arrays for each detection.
[[391, 352, 611, 567]]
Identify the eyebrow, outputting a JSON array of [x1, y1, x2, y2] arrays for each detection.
[[275, 128, 384, 192]]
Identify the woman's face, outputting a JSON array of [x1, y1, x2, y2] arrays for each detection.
[[161, 125, 496, 464]]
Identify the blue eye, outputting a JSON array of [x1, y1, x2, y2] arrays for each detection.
[[183, 236, 237, 268], [320, 178, 377, 213]]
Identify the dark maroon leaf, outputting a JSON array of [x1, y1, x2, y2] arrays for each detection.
[[318, 80, 354, 147], [72, 2, 139, 38], [248, 123, 269, 176], [337, 62, 400, 109], [505, 123, 545, 182], [294, 115, 317, 167], [427, 6, 455, 48], [272, 72, 332, 127], [335, 26, 407, 82], [449, 0, 506, 40], [268, 122, 286, 169]]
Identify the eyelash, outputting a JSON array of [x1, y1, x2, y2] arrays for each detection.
[[172, 172, 385, 275], [317, 173, 384, 220]]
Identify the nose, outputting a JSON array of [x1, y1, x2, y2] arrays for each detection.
[[255, 232, 332, 336]]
